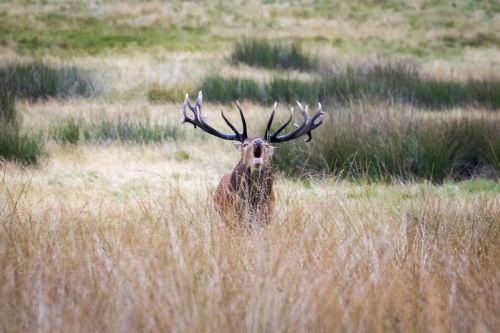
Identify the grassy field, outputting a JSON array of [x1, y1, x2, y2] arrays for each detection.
[[1, 1, 499, 332]]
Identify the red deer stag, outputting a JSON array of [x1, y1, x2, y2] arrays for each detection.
[[182, 91, 324, 226]]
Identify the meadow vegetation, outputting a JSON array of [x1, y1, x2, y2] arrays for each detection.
[[200, 60, 500, 109], [231, 39, 316, 71], [0, 89, 44, 164], [1, 1, 498, 58], [53, 117, 183, 144], [272, 103, 500, 181], [0, 62, 97, 101], [1, 1, 499, 332], [1, 167, 499, 332], [147, 84, 191, 104]]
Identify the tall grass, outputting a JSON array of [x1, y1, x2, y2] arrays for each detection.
[[53, 117, 183, 144], [0, 62, 97, 101], [0, 89, 44, 165], [231, 39, 316, 71], [271, 104, 500, 181], [200, 62, 500, 109], [0, 124, 44, 165], [198, 76, 262, 103], [0, 176, 498, 332], [0, 88, 16, 124]]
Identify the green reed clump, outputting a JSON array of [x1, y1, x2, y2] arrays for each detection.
[[412, 79, 500, 109], [270, 104, 500, 182], [53, 118, 183, 144], [231, 39, 316, 71], [0, 88, 16, 124], [200, 62, 500, 109], [0, 124, 44, 165], [0, 62, 97, 101], [54, 118, 80, 145], [0, 89, 44, 164], [200, 76, 262, 103]]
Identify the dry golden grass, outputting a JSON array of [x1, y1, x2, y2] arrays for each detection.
[[2, 1, 500, 331], [1, 137, 499, 332]]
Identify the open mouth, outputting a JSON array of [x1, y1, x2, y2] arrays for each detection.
[[254, 146, 262, 158]]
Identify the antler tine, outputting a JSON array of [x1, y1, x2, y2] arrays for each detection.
[[221, 111, 243, 140], [235, 101, 248, 141], [312, 102, 324, 123], [271, 107, 293, 137], [296, 101, 306, 113], [181, 93, 195, 126], [267, 101, 325, 143], [195, 91, 202, 108], [264, 102, 277, 140], [181, 91, 247, 142]]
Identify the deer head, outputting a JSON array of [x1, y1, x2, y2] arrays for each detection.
[[233, 137, 276, 174]]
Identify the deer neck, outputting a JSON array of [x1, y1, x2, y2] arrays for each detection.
[[233, 161, 273, 202]]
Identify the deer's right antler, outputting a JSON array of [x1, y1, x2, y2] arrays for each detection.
[[182, 91, 248, 142], [264, 101, 325, 143]]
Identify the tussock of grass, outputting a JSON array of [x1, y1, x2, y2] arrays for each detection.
[[200, 62, 500, 109], [231, 39, 316, 71], [0, 90, 44, 165], [54, 118, 80, 145], [53, 118, 183, 144], [271, 104, 500, 181], [0, 124, 44, 165], [199, 76, 261, 103], [0, 62, 97, 101], [0, 88, 16, 124]]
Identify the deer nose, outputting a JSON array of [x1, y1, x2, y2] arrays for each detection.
[[253, 139, 264, 158], [254, 139, 264, 147]]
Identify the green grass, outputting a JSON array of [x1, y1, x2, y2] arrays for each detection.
[[198, 77, 262, 103], [147, 85, 194, 104], [0, 62, 97, 101], [270, 105, 500, 182], [231, 39, 316, 71], [0, 124, 44, 165], [453, 179, 500, 193], [0, 1, 498, 58], [54, 118, 80, 145], [0, 13, 224, 56], [0, 89, 44, 165], [0, 88, 16, 124], [200, 62, 500, 109], [53, 118, 183, 144], [311, 1, 500, 57]]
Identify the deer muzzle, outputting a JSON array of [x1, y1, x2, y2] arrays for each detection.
[[252, 141, 264, 168], [254, 145, 262, 159], [254, 139, 264, 157]]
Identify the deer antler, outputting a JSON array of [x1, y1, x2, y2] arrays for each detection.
[[182, 91, 248, 142], [265, 101, 325, 143]]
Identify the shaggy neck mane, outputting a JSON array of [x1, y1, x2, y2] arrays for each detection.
[[231, 161, 274, 207]]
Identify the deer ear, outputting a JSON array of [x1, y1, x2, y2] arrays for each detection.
[[233, 141, 242, 150]]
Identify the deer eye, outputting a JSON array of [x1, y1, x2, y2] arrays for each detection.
[[243, 143, 249, 147]]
